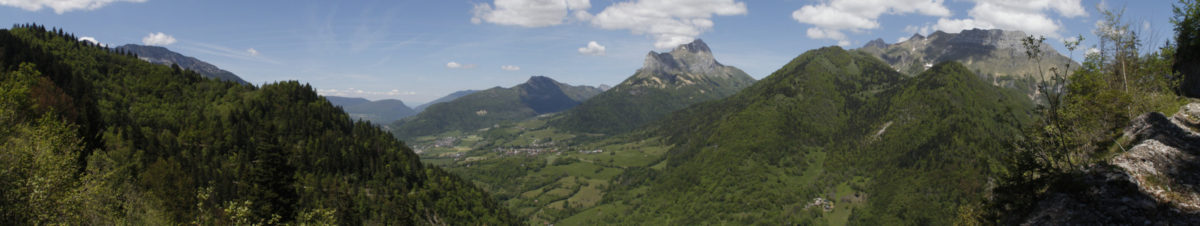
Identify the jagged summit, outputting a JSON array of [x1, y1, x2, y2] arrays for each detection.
[[864, 38, 888, 49], [858, 28, 1077, 99], [910, 33, 925, 41], [674, 38, 711, 54], [640, 39, 723, 77]]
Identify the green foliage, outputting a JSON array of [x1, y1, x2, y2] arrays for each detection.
[[0, 24, 519, 225], [1174, 0, 1200, 97], [983, 7, 1188, 222], [579, 46, 1033, 224], [392, 76, 600, 139]]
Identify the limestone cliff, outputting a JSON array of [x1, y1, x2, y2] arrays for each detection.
[[1020, 103, 1200, 224]]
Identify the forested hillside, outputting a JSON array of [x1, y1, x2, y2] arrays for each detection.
[[392, 76, 601, 139], [0, 24, 517, 225], [579, 46, 1035, 224]]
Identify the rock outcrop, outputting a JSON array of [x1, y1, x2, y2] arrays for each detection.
[[1021, 103, 1200, 225]]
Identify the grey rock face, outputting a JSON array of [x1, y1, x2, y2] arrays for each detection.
[[627, 39, 749, 89], [641, 39, 722, 76], [1021, 103, 1200, 225]]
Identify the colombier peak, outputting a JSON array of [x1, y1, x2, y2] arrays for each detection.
[[641, 39, 720, 73], [673, 39, 711, 54]]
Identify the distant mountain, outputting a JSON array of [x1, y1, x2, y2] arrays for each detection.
[[324, 96, 417, 124], [324, 96, 371, 106], [415, 90, 478, 112], [116, 44, 250, 84], [594, 46, 1034, 224], [858, 29, 1078, 96], [391, 76, 602, 139], [549, 39, 756, 134]]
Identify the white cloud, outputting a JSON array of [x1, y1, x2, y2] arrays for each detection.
[[931, 0, 1086, 39], [78, 36, 106, 47], [501, 65, 521, 71], [1085, 47, 1100, 57], [578, 41, 606, 55], [0, 0, 145, 14], [318, 88, 416, 98], [471, 0, 591, 27], [897, 36, 910, 43], [141, 32, 176, 46], [903, 25, 932, 36], [446, 61, 477, 69], [246, 48, 259, 56], [806, 28, 847, 42], [791, 0, 951, 44], [591, 0, 747, 49], [932, 18, 994, 33]]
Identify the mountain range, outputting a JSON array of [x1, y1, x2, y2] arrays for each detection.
[[324, 96, 417, 124], [9, 21, 1194, 226], [415, 89, 478, 112], [858, 29, 1078, 97], [390, 76, 603, 139], [591, 46, 1034, 224], [117, 44, 250, 84]]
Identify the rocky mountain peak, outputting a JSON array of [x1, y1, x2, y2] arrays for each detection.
[[863, 38, 888, 49], [909, 33, 925, 41], [641, 39, 721, 74], [672, 38, 711, 54]]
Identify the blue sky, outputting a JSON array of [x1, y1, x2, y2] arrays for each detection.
[[0, 0, 1178, 105]]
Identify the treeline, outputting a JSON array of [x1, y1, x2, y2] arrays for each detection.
[[0, 24, 518, 225]]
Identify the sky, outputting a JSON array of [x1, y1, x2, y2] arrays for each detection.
[[0, 0, 1179, 105]]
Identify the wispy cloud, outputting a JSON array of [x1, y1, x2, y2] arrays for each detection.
[[501, 65, 521, 71], [446, 61, 477, 69], [0, 0, 146, 14], [178, 42, 282, 65], [317, 88, 416, 99]]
